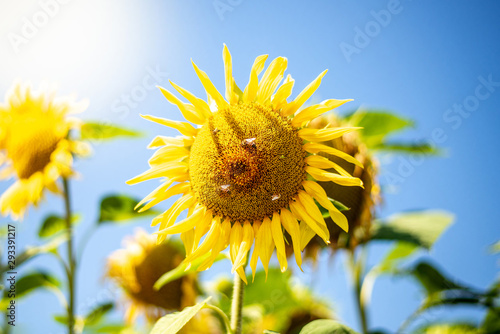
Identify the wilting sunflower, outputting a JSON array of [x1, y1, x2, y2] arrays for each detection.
[[106, 229, 199, 324], [293, 113, 380, 259], [0, 83, 88, 220], [127, 45, 363, 282]]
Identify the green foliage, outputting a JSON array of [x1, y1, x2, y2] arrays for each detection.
[[154, 252, 227, 290], [373, 142, 442, 156], [80, 122, 142, 141], [410, 261, 465, 295], [150, 297, 211, 334], [346, 110, 413, 147], [370, 210, 454, 249], [482, 307, 500, 333], [98, 194, 160, 224], [1, 272, 60, 306], [299, 320, 359, 334], [83, 302, 114, 326], [38, 214, 80, 239]]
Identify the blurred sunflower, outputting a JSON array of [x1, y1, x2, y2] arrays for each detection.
[[127, 45, 363, 282], [105, 229, 201, 326], [0, 83, 88, 220], [293, 113, 380, 259]]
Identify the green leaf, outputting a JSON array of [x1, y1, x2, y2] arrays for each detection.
[[98, 194, 160, 224], [299, 320, 359, 334], [346, 110, 413, 147], [489, 240, 500, 254], [3, 272, 60, 300], [84, 302, 114, 326], [154, 253, 227, 290], [38, 214, 81, 239], [150, 297, 211, 334], [370, 210, 454, 249], [378, 242, 419, 273], [482, 307, 500, 333], [373, 142, 442, 156], [80, 122, 142, 141], [410, 261, 466, 295]]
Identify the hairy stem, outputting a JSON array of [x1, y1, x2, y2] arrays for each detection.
[[230, 273, 245, 334]]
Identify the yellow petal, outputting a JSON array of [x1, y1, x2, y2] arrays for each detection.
[[256, 57, 287, 104], [229, 223, 243, 265], [243, 54, 268, 102], [291, 99, 352, 127], [232, 221, 254, 273], [249, 221, 262, 280], [302, 180, 349, 232], [191, 60, 228, 109], [181, 228, 195, 256], [141, 114, 198, 137], [299, 221, 317, 250], [223, 44, 238, 104], [258, 217, 275, 279], [147, 135, 194, 149], [305, 155, 352, 177], [148, 146, 190, 165], [282, 70, 328, 116], [156, 206, 204, 235], [193, 210, 214, 250], [185, 221, 221, 263], [271, 212, 287, 272], [169, 80, 212, 118], [297, 190, 326, 225], [137, 181, 189, 212], [303, 142, 363, 169], [305, 166, 363, 187], [298, 127, 362, 142], [289, 200, 330, 244], [126, 162, 188, 185], [280, 209, 302, 270], [157, 86, 206, 125], [155, 193, 196, 230], [272, 74, 294, 110]]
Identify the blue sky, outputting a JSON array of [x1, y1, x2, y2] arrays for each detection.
[[1, 0, 499, 333]]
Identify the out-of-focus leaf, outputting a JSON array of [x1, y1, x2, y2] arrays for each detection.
[[370, 210, 454, 249], [98, 194, 160, 224], [482, 307, 500, 333], [3, 272, 60, 300], [412, 322, 479, 334], [154, 253, 227, 290], [410, 261, 465, 295], [81, 122, 142, 141], [150, 297, 211, 334], [0, 234, 68, 274], [84, 302, 114, 327], [299, 319, 359, 334], [373, 142, 442, 156], [346, 111, 413, 147], [490, 240, 500, 254], [38, 213, 81, 239], [91, 324, 132, 333], [378, 242, 418, 273]]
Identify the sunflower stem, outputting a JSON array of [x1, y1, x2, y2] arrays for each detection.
[[349, 248, 368, 334], [230, 273, 245, 334], [63, 178, 76, 334]]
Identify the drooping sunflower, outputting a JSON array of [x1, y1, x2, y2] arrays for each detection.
[[295, 113, 380, 259], [105, 229, 199, 325], [0, 83, 88, 220], [127, 45, 363, 282]]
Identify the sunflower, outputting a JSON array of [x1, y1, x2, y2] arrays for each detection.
[[0, 83, 88, 220], [127, 45, 363, 282], [294, 113, 380, 259], [105, 229, 200, 325]]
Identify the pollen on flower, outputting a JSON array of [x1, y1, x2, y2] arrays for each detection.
[[189, 102, 306, 223]]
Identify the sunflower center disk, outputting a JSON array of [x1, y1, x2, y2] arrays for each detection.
[[189, 103, 306, 223], [7, 118, 60, 179]]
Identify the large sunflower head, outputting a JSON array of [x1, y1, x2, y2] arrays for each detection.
[[0, 83, 88, 220], [105, 229, 199, 324], [127, 45, 363, 282], [296, 113, 380, 259]]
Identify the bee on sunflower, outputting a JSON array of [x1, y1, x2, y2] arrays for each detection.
[[128, 45, 363, 283], [0, 83, 88, 220]]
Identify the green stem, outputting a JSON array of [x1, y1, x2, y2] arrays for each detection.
[[205, 304, 233, 334], [349, 249, 368, 334], [230, 273, 245, 334], [62, 178, 75, 334]]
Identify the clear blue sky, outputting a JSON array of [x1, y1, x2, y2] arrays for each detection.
[[1, 1, 499, 333]]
